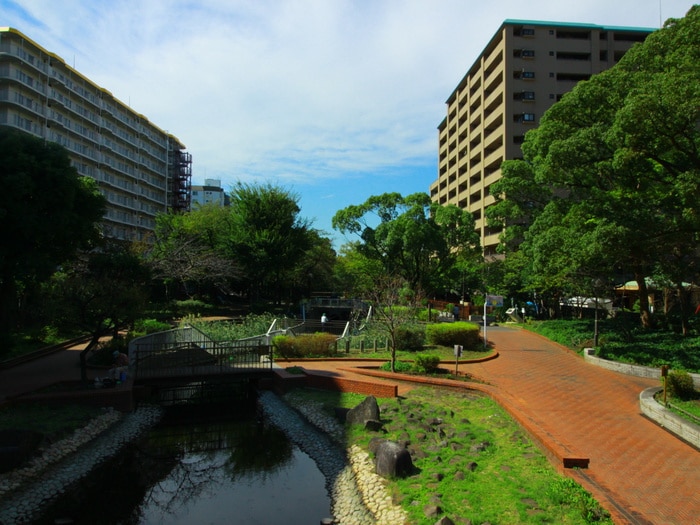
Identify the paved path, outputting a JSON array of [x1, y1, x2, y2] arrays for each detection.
[[2, 326, 699, 524], [282, 326, 700, 525], [468, 327, 700, 525], [0, 341, 92, 403]]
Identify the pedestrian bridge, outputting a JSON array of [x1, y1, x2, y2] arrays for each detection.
[[128, 325, 276, 382]]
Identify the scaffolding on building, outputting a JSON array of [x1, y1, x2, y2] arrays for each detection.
[[169, 146, 192, 213]]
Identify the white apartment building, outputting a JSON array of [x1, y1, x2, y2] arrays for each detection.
[[0, 27, 192, 242]]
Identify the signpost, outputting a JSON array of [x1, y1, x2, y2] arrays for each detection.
[[454, 344, 463, 374], [483, 294, 504, 348]]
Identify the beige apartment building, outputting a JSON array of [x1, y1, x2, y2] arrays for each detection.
[[0, 27, 192, 242], [430, 20, 652, 256]]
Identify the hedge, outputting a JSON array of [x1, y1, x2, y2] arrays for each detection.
[[425, 322, 481, 349]]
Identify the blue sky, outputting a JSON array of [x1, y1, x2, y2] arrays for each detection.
[[1, 0, 695, 248]]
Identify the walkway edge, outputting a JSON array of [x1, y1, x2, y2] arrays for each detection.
[[640, 387, 700, 450]]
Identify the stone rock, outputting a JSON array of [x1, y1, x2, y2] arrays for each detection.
[[435, 517, 456, 525], [368, 437, 388, 455], [375, 440, 414, 478], [424, 504, 442, 518], [346, 395, 380, 426], [466, 461, 478, 471], [333, 407, 350, 423], [470, 441, 490, 453], [364, 419, 384, 432]]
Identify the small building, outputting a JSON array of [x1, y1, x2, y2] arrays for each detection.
[[191, 179, 227, 208]]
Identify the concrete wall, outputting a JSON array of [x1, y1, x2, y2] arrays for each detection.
[[583, 348, 700, 388], [639, 387, 700, 450]]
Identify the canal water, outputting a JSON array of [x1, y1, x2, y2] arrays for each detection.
[[33, 399, 332, 524]]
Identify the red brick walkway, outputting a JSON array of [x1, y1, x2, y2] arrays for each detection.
[[284, 326, 700, 525]]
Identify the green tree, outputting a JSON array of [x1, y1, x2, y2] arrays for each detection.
[[45, 241, 151, 366], [332, 192, 481, 296], [147, 207, 239, 299], [0, 128, 105, 343], [226, 182, 312, 303], [488, 6, 700, 328], [288, 230, 337, 302], [365, 274, 420, 373]]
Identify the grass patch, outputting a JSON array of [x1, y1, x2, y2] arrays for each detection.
[[289, 387, 611, 524], [525, 319, 700, 373], [0, 403, 103, 441], [666, 397, 700, 423]]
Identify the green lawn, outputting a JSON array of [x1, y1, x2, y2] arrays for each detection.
[[288, 387, 611, 525]]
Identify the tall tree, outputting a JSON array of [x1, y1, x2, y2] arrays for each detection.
[[226, 182, 312, 302], [332, 192, 481, 296], [488, 6, 700, 328], [0, 128, 105, 341], [147, 207, 239, 299], [365, 274, 420, 373], [45, 241, 151, 355]]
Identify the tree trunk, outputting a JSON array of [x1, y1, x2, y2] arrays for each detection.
[[676, 283, 689, 337], [635, 273, 653, 328]]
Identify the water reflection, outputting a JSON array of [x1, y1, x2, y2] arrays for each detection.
[[36, 404, 331, 525]]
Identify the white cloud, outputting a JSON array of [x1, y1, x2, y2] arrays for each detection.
[[1, 0, 696, 234]]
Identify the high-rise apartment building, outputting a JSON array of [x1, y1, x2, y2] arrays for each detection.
[[430, 20, 652, 256], [0, 27, 192, 242]]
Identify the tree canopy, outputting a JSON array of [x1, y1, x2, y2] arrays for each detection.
[[487, 6, 700, 329], [0, 128, 105, 333], [148, 182, 318, 304], [332, 192, 481, 296]]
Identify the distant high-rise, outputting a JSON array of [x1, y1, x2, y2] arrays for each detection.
[[430, 20, 652, 256], [192, 179, 227, 208], [0, 27, 192, 242]]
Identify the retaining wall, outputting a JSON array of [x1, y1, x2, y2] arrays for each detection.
[[639, 387, 700, 449], [583, 348, 700, 388]]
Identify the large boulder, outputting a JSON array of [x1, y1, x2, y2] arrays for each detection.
[[346, 395, 380, 426], [375, 440, 414, 478]]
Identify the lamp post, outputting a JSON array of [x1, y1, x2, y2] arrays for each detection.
[[592, 278, 604, 347]]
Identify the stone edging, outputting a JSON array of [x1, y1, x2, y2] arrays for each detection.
[[583, 348, 700, 388], [639, 387, 700, 450]]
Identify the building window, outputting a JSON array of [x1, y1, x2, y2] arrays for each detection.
[[514, 91, 535, 101], [513, 135, 525, 144], [513, 70, 535, 80], [514, 49, 535, 58], [514, 113, 536, 123], [557, 52, 591, 61], [514, 26, 535, 37]]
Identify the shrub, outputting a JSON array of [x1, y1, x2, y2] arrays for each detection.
[[379, 360, 414, 373], [413, 354, 441, 374], [395, 325, 425, 351], [666, 370, 697, 401], [132, 319, 172, 336], [173, 299, 212, 316], [425, 322, 481, 349], [39, 325, 63, 345], [273, 333, 338, 359]]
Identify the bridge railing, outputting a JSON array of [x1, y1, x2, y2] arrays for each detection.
[[129, 325, 273, 380]]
